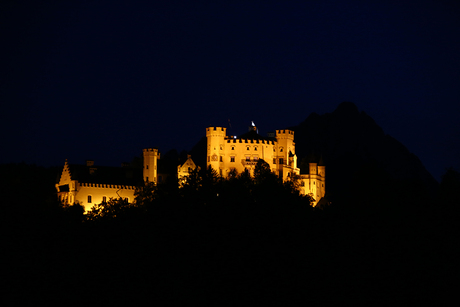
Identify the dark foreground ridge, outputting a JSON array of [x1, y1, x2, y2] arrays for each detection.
[[3, 160, 459, 304]]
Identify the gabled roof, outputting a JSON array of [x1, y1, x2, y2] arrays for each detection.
[[67, 164, 143, 186]]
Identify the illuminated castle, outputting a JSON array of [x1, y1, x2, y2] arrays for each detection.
[[56, 122, 326, 211], [206, 123, 325, 205], [56, 148, 199, 212]]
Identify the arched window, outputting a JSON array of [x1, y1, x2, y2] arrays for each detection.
[[87, 195, 92, 203]]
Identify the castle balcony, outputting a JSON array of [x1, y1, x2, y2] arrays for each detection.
[[241, 159, 258, 166]]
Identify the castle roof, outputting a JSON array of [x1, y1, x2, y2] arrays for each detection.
[[237, 130, 275, 141], [66, 164, 143, 186]]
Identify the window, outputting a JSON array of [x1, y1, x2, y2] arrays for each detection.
[[280, 147, 284, 152], [230, 156, 235, 162], [279, 158, 284, 164], [146, 176, 149, 182], [102, 196, 107, 203], [247, 146, 250, 151], [220, 156, 223, 162], [208, 156, 210, 162], [253, 156, 258, 160], [273, 158, 276, 164], [246, 156, 250, 161], [146, 165, 149, 169], [254, 146, 257, 151], [231, 146, 235, 150], [88, 195, 92, 203], [220, 145, 223, 150]]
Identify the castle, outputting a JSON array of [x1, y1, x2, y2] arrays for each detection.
[[56, 123, 325, 211], [56, 148, 197, 212], [206, 123, 325, 205]]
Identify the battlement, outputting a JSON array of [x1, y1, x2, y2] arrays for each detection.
[[276, 129, 294, 141], [78, 182, 136, 190], [143, 148, 159, 153], [225, 137, 275, 145], [206, 127, 227, 136], [276, 129, 294, 136]]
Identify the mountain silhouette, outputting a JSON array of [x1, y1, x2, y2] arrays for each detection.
[[291, 101, 438, 202]]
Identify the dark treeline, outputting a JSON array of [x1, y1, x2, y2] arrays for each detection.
[[3, 162, 459, 304]]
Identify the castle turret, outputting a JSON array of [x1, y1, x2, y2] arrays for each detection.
[[143, 148, 160, 184], [275, 129, 296, 179], [206, 127, 227, 175]]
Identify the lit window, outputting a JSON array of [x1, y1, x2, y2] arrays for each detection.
[[88, 195, 92, 203], [246, 156, 250, 161], [254, 156, 258, 160]]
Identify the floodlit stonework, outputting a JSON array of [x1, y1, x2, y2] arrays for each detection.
[[177, 154, 200, 187], [206, 123, 325, 206], [55, 160, 138, 212], [56, 122, 326, 211]]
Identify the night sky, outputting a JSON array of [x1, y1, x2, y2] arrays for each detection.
[[1, 0, 459, 182]]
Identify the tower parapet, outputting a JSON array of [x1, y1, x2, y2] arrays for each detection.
[[206, 127, 227, 176], [143, 148, 160, 184], [206, 126, 227, 137], [275, 129, 295, 140]]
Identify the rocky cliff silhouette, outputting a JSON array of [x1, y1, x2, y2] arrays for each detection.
[[291, 101, 438, 202]]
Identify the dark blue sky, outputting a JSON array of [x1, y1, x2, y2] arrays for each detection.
[[1, 0, 459, 181]]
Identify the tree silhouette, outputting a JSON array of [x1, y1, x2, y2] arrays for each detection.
[[85, 197, 138, 222]]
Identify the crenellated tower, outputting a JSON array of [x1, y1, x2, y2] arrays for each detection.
[[143, 148, 160, 184], [206, 127, 227, 176], [275, 129, 298, 180]]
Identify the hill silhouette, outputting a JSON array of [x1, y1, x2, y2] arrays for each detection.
[[291, 101, 438, 202]]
